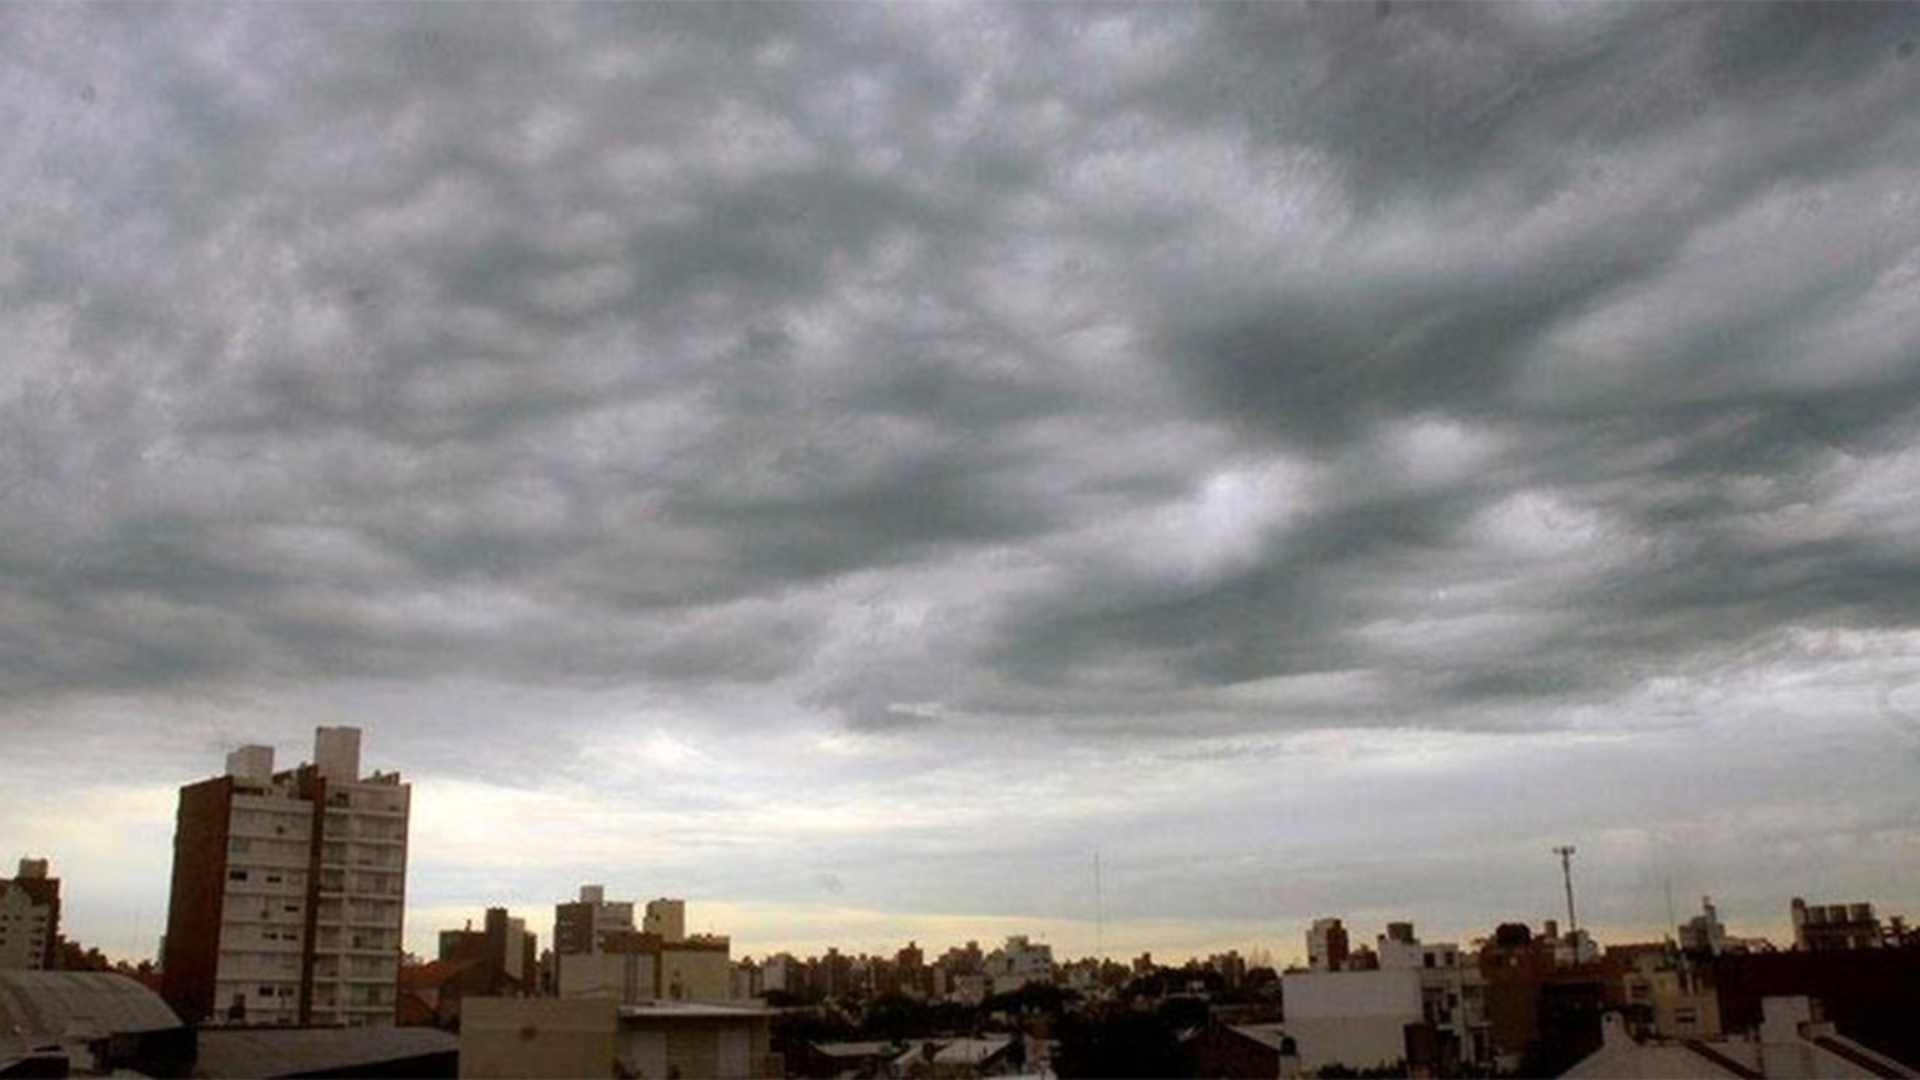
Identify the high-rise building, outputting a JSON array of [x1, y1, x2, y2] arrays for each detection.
[[0, 857, 60, 970], [1309, 917, 1350, 973], [554, 884, 635, 961], [160, 727, 410, 1027]]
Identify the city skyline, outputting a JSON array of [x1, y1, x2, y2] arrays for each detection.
[[6, 4, 1920, 975]]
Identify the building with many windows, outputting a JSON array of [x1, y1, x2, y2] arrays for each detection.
[[160, 727, 410, 1027], [0, 858, 60, 971]]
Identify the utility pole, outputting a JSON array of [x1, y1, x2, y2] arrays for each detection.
[[1553, 845, 1578, 939]]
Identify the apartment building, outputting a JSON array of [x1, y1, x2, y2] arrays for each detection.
[[553, 887, 732, 1003], [160, 727, 410, 1028], [0, 858, 60, 970]]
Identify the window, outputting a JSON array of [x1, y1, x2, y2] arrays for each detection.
[[228, 869, 248, 882], [266, 874, 282, 884]]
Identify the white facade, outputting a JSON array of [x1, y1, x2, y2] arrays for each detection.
[[216, 777, 314, 1025], [983, 935, 1054, 995], [213, 728, 410, 1027], [1281, 968, 1423, 1073], [759, 953, 798, 994], [1286, 925, 1491, 1075]]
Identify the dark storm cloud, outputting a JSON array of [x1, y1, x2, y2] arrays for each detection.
[[3, 0, 1919, 755]]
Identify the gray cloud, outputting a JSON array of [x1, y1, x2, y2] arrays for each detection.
[[6, 1, 1920, 958]]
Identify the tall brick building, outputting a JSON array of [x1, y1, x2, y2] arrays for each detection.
[[160, 727, 410, 1027]]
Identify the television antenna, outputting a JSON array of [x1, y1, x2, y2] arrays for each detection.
[[1552, 845, 1578, 938]]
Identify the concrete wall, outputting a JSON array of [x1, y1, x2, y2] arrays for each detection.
[[659, 945, 730, 1002], [461, 998, 618, 1080], [1281, 968, 1422, 1072], [616, 1016, 771, 1079], [559, 950, 660, 1004]]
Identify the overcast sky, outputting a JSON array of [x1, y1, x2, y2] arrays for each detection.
[[5, 3, 1920, 966]]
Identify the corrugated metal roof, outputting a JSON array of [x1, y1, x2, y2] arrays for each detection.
[[193, 1026, 459, 1078], [0, 970, 182, 1042]]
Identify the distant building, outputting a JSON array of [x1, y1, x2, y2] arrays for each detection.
[[1790, 897, 1886, 952], [403, 907, 541, 1028], [0, 858, 60, 971], [983, 935, 1054, 996], [439, 907, 539, 991], [551, 886, 732, 1003], [554, 885, 636, 961], [1679, 896, 1730, 955], [1610, 942, 1720, 1041], [1206, 950, 1249, 990], [1308, 918, 1350, 973], [160, 727, 411, 1027], [759, 952, 800, 995]]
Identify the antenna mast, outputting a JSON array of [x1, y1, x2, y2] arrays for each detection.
[[1553, 845, 1578, 938], [1094, 849, 1105, 961]]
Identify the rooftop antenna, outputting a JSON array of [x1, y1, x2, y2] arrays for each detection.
[[1094, 849, 1105, 961], [1664, 877, 1677, 941], [1552, 845, 1578, 939]]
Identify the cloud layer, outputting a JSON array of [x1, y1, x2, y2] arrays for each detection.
[[4, 3, 1920, 961]]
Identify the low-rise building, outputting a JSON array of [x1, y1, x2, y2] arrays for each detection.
[[0, 970, 193, 1077], [1280, 966, 1421, 1073], [1284, 920, 1491, 1073], [459, 997, 779, 1079]]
